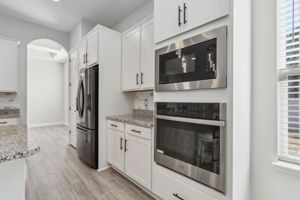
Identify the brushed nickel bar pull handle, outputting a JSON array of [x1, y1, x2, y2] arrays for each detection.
[[173, 193, 184, 200], [131, 129, 141, 134], [110, 124, 117, 128], [0, 122, 7, 124], [136, 73, 139, 85], [124, 139, 128, 152], [120, 137, 123, 151], [141, 72, 144, 85], [183, 3, 187, 24], [154, 114, 225, 127], [178, 6, 182, 26]]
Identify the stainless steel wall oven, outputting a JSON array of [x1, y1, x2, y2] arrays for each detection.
[[155, 26, 227, 91], [154, 102, 226, 193]]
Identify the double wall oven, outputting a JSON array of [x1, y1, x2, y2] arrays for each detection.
[[154, 102, 226, 193], [155, 26, 227, 91]]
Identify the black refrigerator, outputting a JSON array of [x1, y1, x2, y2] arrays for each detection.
[[76, 65, 98, 169]]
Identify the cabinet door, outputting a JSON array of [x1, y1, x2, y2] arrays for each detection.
[[87, 31, 98, 66], [122, 27, 141, 91], [78, 41, 87, 70], [69, 50, 79, 148], [125, 134, 151, 190], [0, 39, 18, 92], [141, 20, 154, 90], [184, 0, 229, 31], [107, 128, 125, 172], [154, 0, 182, 43]]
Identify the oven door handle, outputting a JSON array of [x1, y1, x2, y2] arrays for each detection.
[[154, 114, 225, 127]]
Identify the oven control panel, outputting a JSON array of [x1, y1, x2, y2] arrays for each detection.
[[156, 102, 224, 120]]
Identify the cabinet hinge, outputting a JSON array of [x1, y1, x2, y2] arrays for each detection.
[[69, 82, 71, 87], [69, 130, 71, 134]]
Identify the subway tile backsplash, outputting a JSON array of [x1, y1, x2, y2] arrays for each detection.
[[0, 94, 19, 108], [133, 91, 154, 111]]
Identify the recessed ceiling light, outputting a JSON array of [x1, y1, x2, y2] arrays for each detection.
[[52, 0, 60, 2]]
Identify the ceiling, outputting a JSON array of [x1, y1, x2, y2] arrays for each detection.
[[0, 0, 149, 33], [28, 39, 68, 63]]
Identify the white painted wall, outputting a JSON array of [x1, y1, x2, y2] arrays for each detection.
[[112, 1, 153, 33], [0, 13, 69, 124], [27, 58, 65, 127], [252, 0, 300, 199], [69, 19, 96, 49]]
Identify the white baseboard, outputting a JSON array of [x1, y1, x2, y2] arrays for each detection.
[[28, 121, 65, 128], [97, 166, 110, 172]]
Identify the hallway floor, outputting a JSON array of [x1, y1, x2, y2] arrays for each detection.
[[25, 125, 154, 200]]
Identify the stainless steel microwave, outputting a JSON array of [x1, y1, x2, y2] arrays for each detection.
[[155, 26, 227, 91]]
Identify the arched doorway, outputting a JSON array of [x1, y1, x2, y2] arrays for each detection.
[[26, 39, 69, 128]]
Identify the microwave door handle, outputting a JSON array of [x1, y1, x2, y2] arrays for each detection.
[[154, 114, 225, 127]]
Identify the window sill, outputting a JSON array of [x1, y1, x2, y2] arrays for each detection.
[[272, 161, 300, 177]]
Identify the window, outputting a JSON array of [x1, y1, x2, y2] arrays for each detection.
[[278, 0, 300, 164]]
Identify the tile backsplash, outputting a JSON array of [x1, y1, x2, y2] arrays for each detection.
[[0, 94, 19, 108], [133, 91, 154, 111]]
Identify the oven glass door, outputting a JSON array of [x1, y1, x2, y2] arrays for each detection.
[[159, 38, 217, 85], [156, 118, 220, 174]]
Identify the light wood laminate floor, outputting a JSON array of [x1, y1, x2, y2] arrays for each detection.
[[26, 125, 154, 200]]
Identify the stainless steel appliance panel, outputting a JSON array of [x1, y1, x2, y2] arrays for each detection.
[[76, 65, 99, 169], [155, 26, 227, 91], [76, 126, 97, 168], [154, 103, 226, 193], [76, 66, 98, 130]]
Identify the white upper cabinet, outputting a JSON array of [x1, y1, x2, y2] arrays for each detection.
[[184, 0, 230, 31], [78, 29, 99, 70], [154, 0, 182, 43], [141, 20, 154, 90], [122, 18, 154, 91], [154, 0, 230, 43], [0, 38, 18, 93], [78, 41, 87, 70], [122, 27, 141, 91], [86, 31, 98, 66]]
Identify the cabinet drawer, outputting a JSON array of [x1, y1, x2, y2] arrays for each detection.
[[125, 124, 151, 140], [107, 120, 124, 132], [153, 167, 218, 200], [0, 118, 18, 126]]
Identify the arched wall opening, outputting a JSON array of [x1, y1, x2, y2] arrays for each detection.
[[26, 39, 69, 128]]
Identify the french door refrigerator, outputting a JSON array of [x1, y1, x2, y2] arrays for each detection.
[[76, 65, 98, 169]]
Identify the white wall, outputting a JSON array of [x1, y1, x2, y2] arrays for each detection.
[[27, 58, 65, 126], [112, 0, 153, 32], [0, 13, 69, 124], [252, 0, 300, 199], [69, 19, 96, 49]]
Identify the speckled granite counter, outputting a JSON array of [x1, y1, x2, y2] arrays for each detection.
[[107, 110, 154, 128], [0, 125, 40, 163], [0, 108, 20, 119]]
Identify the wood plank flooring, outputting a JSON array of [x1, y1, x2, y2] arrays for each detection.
[[26, 125, 154, 200]]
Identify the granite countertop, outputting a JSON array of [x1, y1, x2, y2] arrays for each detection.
[[0, 125, 40, 163], [0, 108, 20, 119], [107, 110, 154, 128]]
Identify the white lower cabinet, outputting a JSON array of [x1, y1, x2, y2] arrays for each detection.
[[107, 120, 152, 190], [153, 166, 219, 200], [107, 127, 125, 172], [125, 134, 152, 190]]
